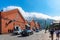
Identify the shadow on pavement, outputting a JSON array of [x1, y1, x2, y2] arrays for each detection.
[[17, 35, 29, 37], [10, 34, 18, 36]]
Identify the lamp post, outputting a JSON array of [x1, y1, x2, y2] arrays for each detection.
[[44, 19, 47, 33]]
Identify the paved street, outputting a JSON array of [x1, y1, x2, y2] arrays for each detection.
[[0, 30, 56, 40]]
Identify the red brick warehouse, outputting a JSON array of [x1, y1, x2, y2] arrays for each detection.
[[30, 20, 40, 31], [35, 22, 41, 30], [0, 9, 26, 34]]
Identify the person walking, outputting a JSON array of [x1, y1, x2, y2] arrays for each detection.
[[55, 29, 60, 40], [49, 29, 54, 40]]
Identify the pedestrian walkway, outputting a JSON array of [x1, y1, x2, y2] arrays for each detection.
[[0, 30, 60, 40], [44, 30, 60, 40]]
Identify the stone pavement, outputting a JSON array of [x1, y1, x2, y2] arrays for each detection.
[[0, 30, 59, 40]]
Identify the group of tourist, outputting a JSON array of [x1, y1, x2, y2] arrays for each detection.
[[49, 28, 60, 40]]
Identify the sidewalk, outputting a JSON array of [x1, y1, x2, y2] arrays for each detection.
[[0, 30, 59, 40]]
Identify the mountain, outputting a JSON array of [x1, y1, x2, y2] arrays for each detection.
[[28, 17, 53, 29]]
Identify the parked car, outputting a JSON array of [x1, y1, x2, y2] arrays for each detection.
[[35, 29, 39, 32], [27, 29, 33, 35], [13, 26, 22, 35], [21, 24, 33, 36], [21, 29, 33, 36]]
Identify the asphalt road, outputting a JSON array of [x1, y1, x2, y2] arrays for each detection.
[[0, 30, 51, 40]]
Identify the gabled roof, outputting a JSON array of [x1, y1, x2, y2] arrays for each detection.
[[30, 19, 35, 23], [1, 9, 25, 22]]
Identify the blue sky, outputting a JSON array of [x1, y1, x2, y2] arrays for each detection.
[[0, 0, 60, 16]]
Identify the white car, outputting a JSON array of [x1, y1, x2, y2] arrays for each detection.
[[13, 26, 22, 35]]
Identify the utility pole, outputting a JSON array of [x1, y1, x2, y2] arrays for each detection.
[[45, 19, 46, 33]]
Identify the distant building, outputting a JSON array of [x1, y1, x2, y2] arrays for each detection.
[[35, 22, 40, 29], [30, 20, 36, 30], [30, 20, 40, 31], [53, 20, 60, 23], [49, 20, 60, 30]]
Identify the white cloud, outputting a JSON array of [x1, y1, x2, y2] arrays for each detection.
[[2, 6, 60, 20]]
